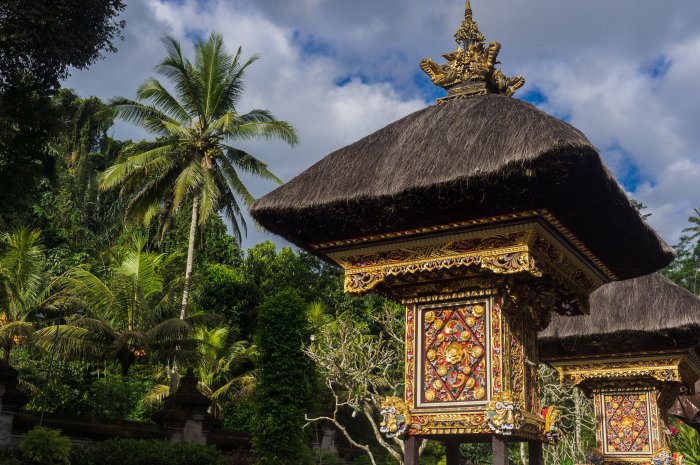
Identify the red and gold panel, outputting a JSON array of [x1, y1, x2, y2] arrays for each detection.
[[603, 393, 652, 454], [404, 293, 545, 438], [416, 299, 491, 407]]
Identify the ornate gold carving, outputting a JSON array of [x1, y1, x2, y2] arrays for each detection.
[[337, 233, 525, 269], [400, 281, 498, 304], [328, 214, 610, 299], [380, 396, 412, 438], [652, 448, 673, 465], [409, 412, 489, 435], [485, 390, 524, 435], [312, 209, 616, 281], [553, 357, 684, 387], [542, 405, 562, 443], [531, 233, 597, 295], [343, 250, 535, 295], [420, 0, 524, 103]]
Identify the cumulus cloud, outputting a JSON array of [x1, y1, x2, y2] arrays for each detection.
[[64, 0, 700, 248]]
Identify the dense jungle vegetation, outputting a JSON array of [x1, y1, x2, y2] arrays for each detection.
[[0, 1, 699, 464]]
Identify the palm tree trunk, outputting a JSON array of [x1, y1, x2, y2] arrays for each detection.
[[171, 197, 200, 392], [180, 197, 199, 320]]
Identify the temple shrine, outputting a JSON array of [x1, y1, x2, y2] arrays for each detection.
[[251, 2, 674, 464], [540, 273, 700, 465]]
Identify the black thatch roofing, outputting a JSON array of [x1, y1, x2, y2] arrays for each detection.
[[540, 273, 700, 357], [251, 94, 673, 279]]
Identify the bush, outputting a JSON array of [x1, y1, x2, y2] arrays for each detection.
[[19, 427, 71, 465], [221, 397, 256, 432], [313, 450, 345, 465], [70, 439, 223, 465], [0, 447, 22, 465], [253, 289, 315, 465]]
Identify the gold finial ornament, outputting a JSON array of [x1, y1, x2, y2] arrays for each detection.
[[420, 0, 525, 103]]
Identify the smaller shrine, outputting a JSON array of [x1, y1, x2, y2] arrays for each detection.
[[540, 273, 700, 465]]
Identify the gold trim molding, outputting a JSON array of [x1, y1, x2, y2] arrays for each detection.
[[325, 217, 609, 315], [549, 352, 700, 388], [311, 210, 616, 281]]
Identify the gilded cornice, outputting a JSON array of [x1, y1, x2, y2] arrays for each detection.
[[550, 354, 692, 387], [325, 218, 608, 316], [311, 209, 616, 281]]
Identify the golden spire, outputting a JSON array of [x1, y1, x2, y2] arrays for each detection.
[[420, 0, 525, 103], [454, 0, 484, 46]]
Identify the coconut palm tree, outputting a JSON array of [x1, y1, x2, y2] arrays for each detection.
[[0, 228, 63, 364], [99, 32, 298, 322]]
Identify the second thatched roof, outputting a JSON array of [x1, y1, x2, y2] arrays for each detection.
[[251, 94, 672, 279], [540, 273, 700, 357]]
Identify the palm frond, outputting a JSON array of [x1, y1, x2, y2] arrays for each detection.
[[136, 78, 191, 124], [214, 49, 259, 116], [0, 320, 34, 344], [222, 146, 283, 184], [106, 97, 176, 137], [195, 32, 231, 119], [0, 228, 46, 300], [197, 167, 222, 225], [216, 155, 257, 205], [144, 383, 170, 406], [61, 268, 117, 321], [171, 161, 205, 214], [224, 113, 298, 146], [34, 324, 109, 362], [156, 36, 205, 121], [100, 142, 176, 191]]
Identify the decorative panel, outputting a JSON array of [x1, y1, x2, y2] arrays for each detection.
[[403, 295, 545, 439], [419, 301, 489, 405], [603, 393, 652, 454], [590, 388, 670, 463]]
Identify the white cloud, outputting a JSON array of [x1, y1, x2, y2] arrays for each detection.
[[63, 0, 700, 249]]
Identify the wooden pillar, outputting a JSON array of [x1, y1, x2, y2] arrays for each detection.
[[445, 441, 460, 465], [528, 441, 543, 465], [492, 436, 509, 465], [404, 436, 421, 465]]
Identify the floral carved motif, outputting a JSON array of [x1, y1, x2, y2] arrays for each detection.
[[421, 303, 488, 404], [603, 393, 651, 453], [409, 412, 489, 435]]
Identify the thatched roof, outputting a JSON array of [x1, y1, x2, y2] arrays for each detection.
[[251, 94, 672, 279], [540, 273, 700, 357]]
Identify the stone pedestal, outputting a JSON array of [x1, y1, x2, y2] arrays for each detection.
[[152, 368, 216, 444]]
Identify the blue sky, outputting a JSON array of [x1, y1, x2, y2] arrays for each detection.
[[64, 0, 700, 249]]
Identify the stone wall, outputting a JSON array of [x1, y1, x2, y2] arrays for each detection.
[[0, 364, 254, 463]]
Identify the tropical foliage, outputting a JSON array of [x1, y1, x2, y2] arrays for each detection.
[[253, 289, 316, 465], [100, 32, 298, 319], [0, 228, 63, 363], [19, 427, 72, 465], [0, 7, 699, 465]]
